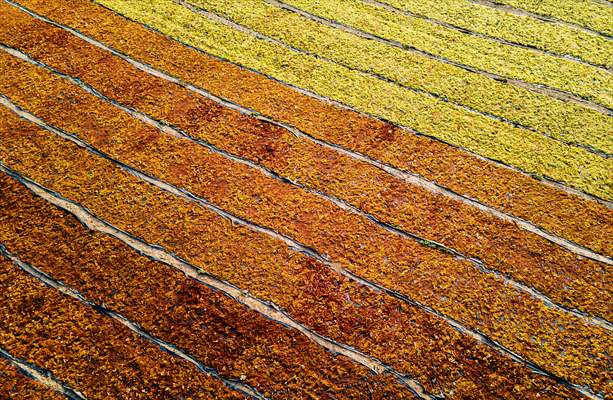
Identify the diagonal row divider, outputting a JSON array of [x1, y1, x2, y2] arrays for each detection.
[[0, 346, 87, 400]]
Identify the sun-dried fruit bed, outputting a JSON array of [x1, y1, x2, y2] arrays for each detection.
[[362, 0, 612, 67], [0, 41, 611, 395], [0, 10, 610, 322], [0, 102, 607, 396], [14, 0, 612, 256], [75, 0, 613, 199], [492, 0, 613, 36], [1, 0, 611, 398], [193, 0, 612, 153], [277, 0, 612, 107]]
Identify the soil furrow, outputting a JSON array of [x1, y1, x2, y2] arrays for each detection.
[[0, 348, 78, 400]]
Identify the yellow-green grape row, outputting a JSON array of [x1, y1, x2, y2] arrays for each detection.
[[279, 0, 613, 108], [380, 0, 613, 67], [492, 0, 613, 36], [98, 0, 613, 200], [191, 0, 613, 154]]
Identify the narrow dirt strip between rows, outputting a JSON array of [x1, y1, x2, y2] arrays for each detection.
[[0, 257, 248, 399], [0, 348, 82, 400], [0, 104, 605, 398], [1, 37, 610, 327], [11, 0, 612, 261], [363, 0, 611, 68], [0, 175, 421, 399], [182, 0, 611, 157], [0, 125, 592, 397]]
